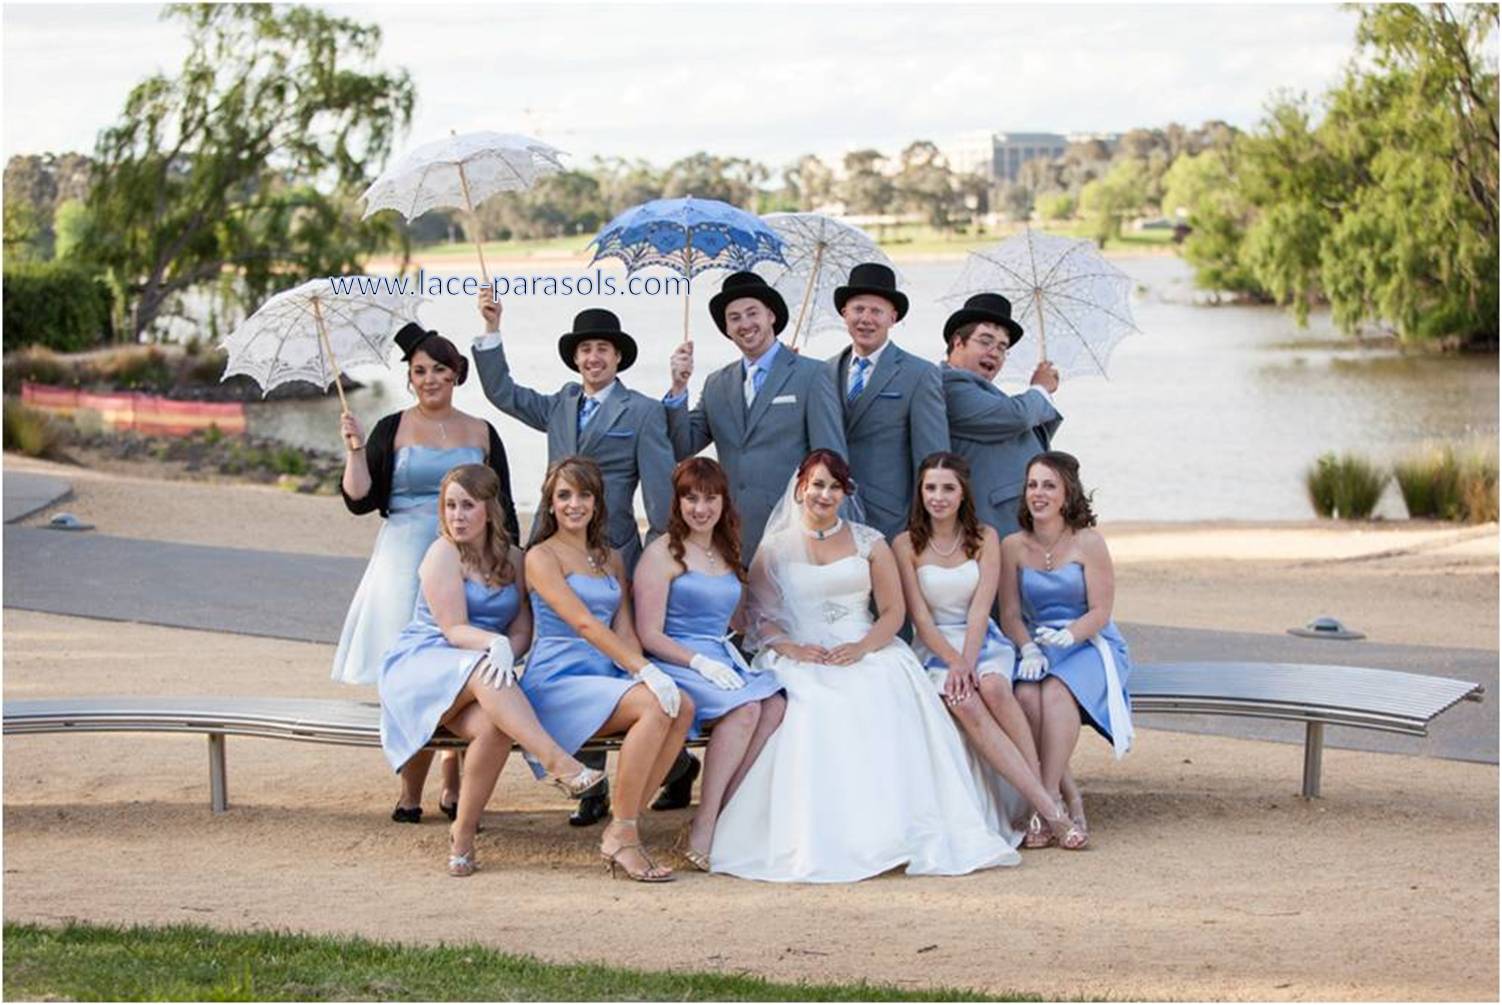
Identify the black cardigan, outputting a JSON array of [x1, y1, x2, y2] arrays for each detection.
[[341, 412, 522, 543]]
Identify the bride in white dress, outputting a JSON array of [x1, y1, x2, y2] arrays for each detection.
[[710, 449, 1020, 883]]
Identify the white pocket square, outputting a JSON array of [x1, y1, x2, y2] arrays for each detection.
[[771, 394, 797, 404]]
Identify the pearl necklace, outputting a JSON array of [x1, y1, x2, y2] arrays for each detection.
[[803, 517, 843, 541], [1035, 527, 1069, 571], [930, 530, 964, 558]]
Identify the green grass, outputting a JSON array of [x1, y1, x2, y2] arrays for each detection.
[[1394, 442, 1499, 522], [3, 922, 1030, 1002], [1305, 451, 1390, 519]]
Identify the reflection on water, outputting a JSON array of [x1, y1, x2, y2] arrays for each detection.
[[249, 256, 1498, 522]]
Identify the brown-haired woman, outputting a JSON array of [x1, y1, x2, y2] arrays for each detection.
[[1000, 451, 1135, 849], [632, 458, 787, 870], [336, 323, 522, 826], [378, 465, 603, 877], [519, 456, 697, 882], [893, 452, 1082, 848]]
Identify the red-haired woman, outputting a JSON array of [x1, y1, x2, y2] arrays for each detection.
[[633, 458, 786, 870]]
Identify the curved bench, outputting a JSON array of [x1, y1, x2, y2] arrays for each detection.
[[3, 662, 1484, 811]]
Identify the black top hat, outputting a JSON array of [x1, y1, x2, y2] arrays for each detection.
[[833, 262, 908, 320], [943, 292, 1025, 348], [708, 271, 789, 336], [395, 322, 439, 361], [558, 308, 638, 372]]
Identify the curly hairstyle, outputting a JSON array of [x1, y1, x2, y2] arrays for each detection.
[[407, 333, 469, 387], [438, 464, 514, 586], [667, 457, 747, 583], [794, 448, 855, 497], [1017, 450, 1098, 532], [531, 455, 611, 568], [906, 451, 984, 559]]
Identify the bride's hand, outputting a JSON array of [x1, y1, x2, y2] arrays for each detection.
[[774, 642, 829, 663], [826, 642, 866, 665]]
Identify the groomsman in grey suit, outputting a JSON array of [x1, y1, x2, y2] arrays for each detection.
[[941, 292, 1062, 538], [474, 291, 681, 827], [473, 292, 674, 573], [827, 262, 949, 539], [664, 271, 846, 561]]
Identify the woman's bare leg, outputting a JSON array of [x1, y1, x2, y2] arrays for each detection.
[[638, 696, 696, 817], [397, 750, 434, 811], [947, 693, 1059, 820], [688, 702, 760, 855], [1037, 677, 1082, 797], [722, 694, 785, 806], [978, 675, 1042, 778]]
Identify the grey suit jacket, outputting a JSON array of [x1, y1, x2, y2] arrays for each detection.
[[942, 363, 1062, 538], [473, 338, 674, 572], [828, 341, 949, 539], [666, 342, 846, 561]]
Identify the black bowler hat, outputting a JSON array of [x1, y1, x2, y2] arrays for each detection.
[[558, 308, 638, 372], [943, 292, 1025, 348], [394, 322, 439, 360], [708, 271, 789, 336], [833, 262, 908, 320]]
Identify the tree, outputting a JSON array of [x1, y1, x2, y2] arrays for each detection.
[[1160, 147, 1262, 296], [1079, 158, 1149, 247], [85, 5, 415, 340], [781, 154, 834, 211], [840, 149, 894, 215], [895, 140, 958, 229], [661, 152, 766, 208], [1036, 191, 1076, 222]]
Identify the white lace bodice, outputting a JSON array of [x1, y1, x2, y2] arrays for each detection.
[[781, 523, 885, 645]]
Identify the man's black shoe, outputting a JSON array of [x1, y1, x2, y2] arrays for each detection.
[[651, 750, 701, 811], [568, 777, 610, 827]]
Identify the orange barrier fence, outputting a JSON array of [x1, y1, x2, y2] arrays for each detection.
[[21, 382, 247, 437]]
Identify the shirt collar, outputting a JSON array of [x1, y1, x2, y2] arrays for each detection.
[[742, 339, 781, 376], [582, 381, 615, 405], [852, 340, 887, 370]]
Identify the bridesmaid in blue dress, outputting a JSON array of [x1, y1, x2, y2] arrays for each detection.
[[335, 324, 522, 823], [521, 456, 697, 883], [379, 464, 602, 877], [632, 458, 786, 871], [1000, 451, 1134, 849]]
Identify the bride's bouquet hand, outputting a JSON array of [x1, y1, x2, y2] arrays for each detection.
[[826, 642, 866, 666]]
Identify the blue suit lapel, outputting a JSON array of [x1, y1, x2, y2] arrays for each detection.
[[848, 343, 900, 428], [745, 345, 795, 433], [578, 381, 627, 452]]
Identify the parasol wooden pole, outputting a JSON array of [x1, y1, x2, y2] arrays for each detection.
[[682, 245, 694, 345], [790, 243, 824, 350], [457, 162, 491, 286], [313, 298, 360, 451], [1032, 287, 1049, 366]]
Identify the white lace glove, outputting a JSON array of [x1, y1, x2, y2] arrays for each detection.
[[690, 653, 745, 690], [635, 663, 681, 717], [479, 636, 517, 688], [1017, 642, 1048, 682], [1034, 626, 1076, 649]]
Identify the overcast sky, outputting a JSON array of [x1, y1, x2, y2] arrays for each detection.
[[4, 2, 1360, 168]]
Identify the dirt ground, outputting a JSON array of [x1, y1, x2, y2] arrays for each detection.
[[3, 455, 1498, 999]]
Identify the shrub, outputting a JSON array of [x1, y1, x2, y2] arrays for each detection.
[[1459, 452, 1499, 523], [1394, 446, 1465, 519], [2, 262, 114, 352], [3, 397, 68, 459], [91, 346, 173, 391], [271, 445, 308, 476], [2, 347, 74, 393], [1305, 451, 1389, 519]]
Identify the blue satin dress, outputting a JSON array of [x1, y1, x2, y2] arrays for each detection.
[[656, 571, 783, 736], [1019, 563, 1133, 749], [518, 574, 639, 771], [331, 444, 485, 685], [377, 578, 520, 772]]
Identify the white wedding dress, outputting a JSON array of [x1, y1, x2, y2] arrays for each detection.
[[710, 523, 1020, 883]]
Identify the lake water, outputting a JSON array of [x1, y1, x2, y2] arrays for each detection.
[[249, 255, 1499, 522]]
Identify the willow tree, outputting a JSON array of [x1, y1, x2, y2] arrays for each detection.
[[86, 4, 415, 340]]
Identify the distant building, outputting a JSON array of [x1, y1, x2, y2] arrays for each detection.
[[943, 131, 1069, 184]]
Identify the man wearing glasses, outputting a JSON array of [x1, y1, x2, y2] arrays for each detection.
[[941, 293, 1062, 538]]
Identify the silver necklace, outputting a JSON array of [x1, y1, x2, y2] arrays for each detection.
[[417, 406, 449, 444], [803, 517, 844, 541], [687, 536, 720, 571], [1035, 528, 1069, 571]]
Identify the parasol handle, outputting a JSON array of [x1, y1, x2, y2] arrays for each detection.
[[457, 162, 491, 286], [1032, 287, 1049, 366], [682, 245, 694, 345], [313, 299, 361, 452], [790, 244, 823, 350]]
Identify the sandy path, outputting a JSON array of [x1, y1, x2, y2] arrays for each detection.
[[3, 610, 1496, 1001]]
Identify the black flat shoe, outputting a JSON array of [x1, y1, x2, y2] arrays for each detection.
[[391, 804, 422, 824], [440, 801, 458, 821], [568, 789, 611, 828], [651, 751, 700, 812]]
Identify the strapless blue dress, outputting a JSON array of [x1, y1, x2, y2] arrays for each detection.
[[1019, 563, 1134, 755], [331, 444, 485, 685], [377, 577, 520, 772], [655, 570, 783, 736], [518, 573, 639, 773]]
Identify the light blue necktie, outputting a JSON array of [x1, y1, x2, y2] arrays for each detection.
[[743, 362, 766, 408], [847, 356, 871, 404], [578, 395, 599, 429]]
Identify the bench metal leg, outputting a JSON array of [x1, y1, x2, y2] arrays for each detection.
[[1301, 722, 1323, 799], [208, 734, 228, 813]]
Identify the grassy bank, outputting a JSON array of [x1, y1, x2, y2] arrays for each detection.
[[2, 922, 1025, 1002]]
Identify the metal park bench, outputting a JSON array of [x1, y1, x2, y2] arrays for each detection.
[[3, 662, 1484, 811]]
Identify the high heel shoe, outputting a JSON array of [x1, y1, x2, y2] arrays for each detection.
[[391, 803, 422, 825], [447, 830, 478, 877], [1047, 811, 1089, 851], [1023, 812, 1053, 849], [600, 820, 674, 883], [548, 765, 607, 800], [673, 827, 711, 872]]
